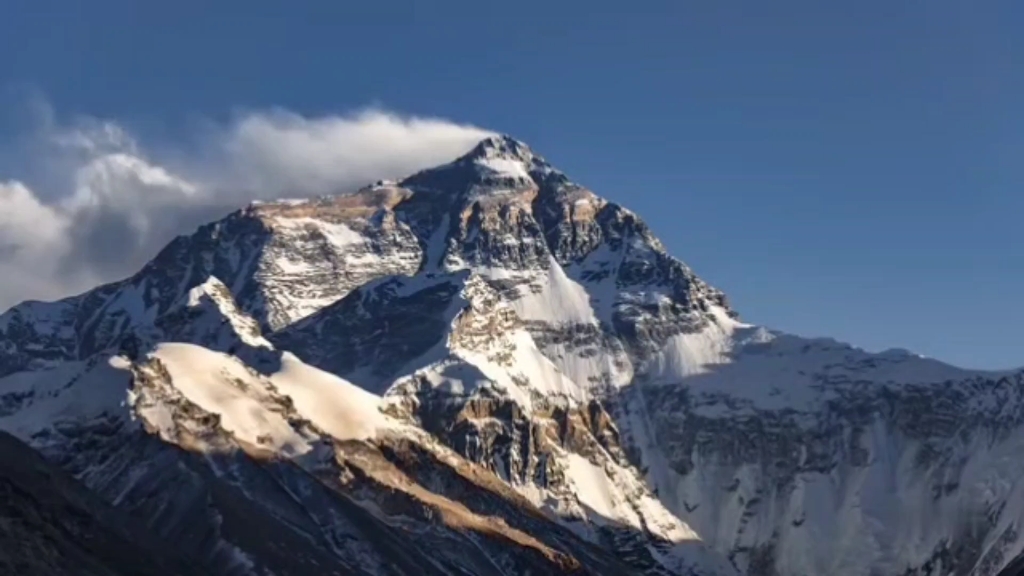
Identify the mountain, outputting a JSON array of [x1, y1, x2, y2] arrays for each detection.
[[1, 134, 1022, 575]]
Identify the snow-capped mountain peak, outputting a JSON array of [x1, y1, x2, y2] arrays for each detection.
[[2, 136, 1023, 576], [399, 134, 569, 198], [463, 134, 537, 162]]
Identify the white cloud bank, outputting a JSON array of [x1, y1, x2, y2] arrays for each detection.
[[0, 103, 493, 310]]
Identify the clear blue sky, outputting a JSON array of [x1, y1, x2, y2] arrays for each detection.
[[2, 1, 1021, 369]]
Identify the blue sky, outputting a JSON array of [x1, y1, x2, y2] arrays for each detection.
[[1, 1, 1021, 368]]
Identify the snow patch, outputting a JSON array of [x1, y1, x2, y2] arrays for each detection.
[[274, 216, 367, 246], [152, 343, 311, 455], [480, 257, 599, 325], [476, 157, 531, 180], [267, 351, 391, 441], [565, 453, 618, 520]]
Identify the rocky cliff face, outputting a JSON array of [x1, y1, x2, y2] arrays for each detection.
[[1, 135, 1022, 575]]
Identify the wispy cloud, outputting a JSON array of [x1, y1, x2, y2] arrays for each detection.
[[0, 97, 493, 310]]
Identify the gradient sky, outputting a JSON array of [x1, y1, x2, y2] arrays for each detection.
[[2, 1, 1021, 369]]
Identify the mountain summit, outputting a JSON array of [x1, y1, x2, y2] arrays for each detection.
[[400, 133, 573, 198], [463, 134, 537, 161], [1, 137, 1023, 576]]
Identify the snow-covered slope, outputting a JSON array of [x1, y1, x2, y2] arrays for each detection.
[[0, 134, 1021, 575], [134, 341, 392, 450], [611, 312, 1024, 575], [1, 282, 643, 574]]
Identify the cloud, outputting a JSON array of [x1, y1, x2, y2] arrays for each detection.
[[210, 109, 495, 198], [0, 101, 493, 310], [0, 180, 71, 302]]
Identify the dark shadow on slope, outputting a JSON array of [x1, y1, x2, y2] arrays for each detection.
[[999, 552, 1024, 576], [42, 418, 371, 576], [0, 430, 208, 576], [268, 272, 470, 393]]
